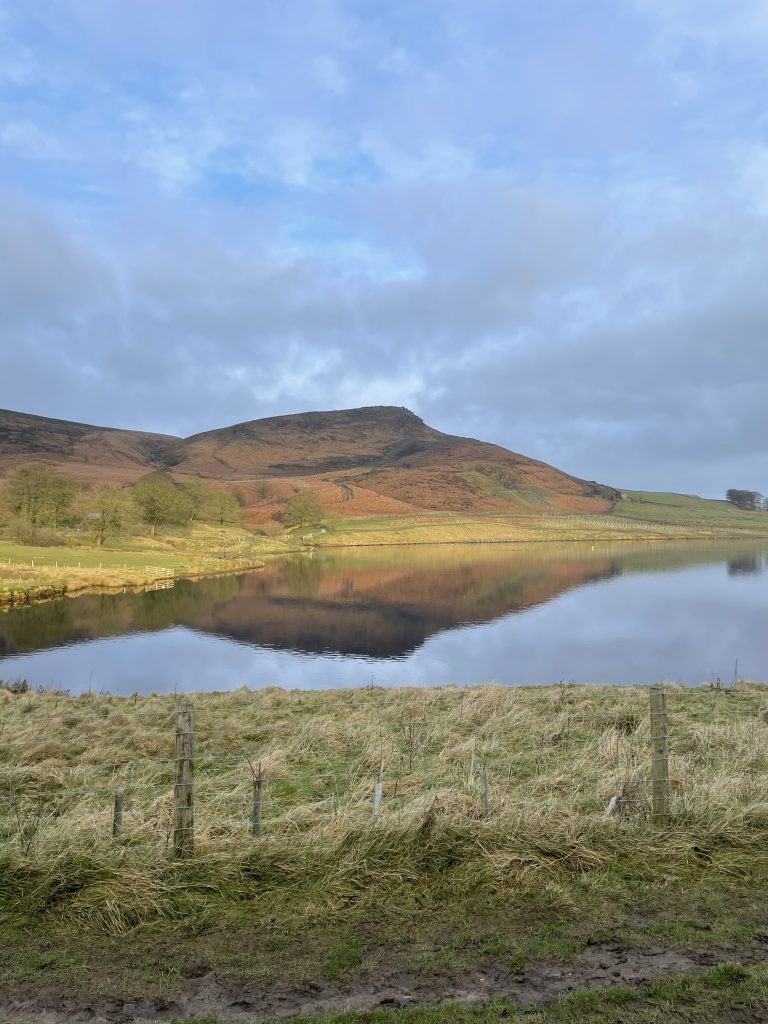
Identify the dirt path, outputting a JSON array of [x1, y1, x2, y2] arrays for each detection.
[[335, 481, 354, 501], [2, 938, 767, 1024]]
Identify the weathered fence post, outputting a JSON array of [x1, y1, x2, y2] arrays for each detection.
[[173, 701, 195, 858], [480, 768, 490, 818], [649, 686, 670, 824], [252, 764, 263, 838], [112, 787, 124, 841], [372, 781, 383, 823]]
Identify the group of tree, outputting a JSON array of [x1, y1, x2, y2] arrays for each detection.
[[0, 463, 243, 545], [133, 472, 195, 535], [4, 463, 79, 529], [725, 489, 767, 511]]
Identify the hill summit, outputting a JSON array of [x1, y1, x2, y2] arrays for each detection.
[[0, 405, 617, 518]]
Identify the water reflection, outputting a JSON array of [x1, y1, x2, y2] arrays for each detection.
[[728, 555, 765, 576], [0, 540, 766, 691]]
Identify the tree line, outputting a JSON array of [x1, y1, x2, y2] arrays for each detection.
[[725, 489, 767, 511], [0, 463, 243, 545]]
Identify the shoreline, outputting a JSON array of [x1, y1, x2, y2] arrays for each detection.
[[315, 528, 768, 549], [3, 527, 768, 608], [0, 557, 267, 609]]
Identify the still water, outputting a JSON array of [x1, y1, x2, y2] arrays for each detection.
[[0, 541, 766, 693]]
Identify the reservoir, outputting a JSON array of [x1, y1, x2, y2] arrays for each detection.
[[0, 540, 766, 693]]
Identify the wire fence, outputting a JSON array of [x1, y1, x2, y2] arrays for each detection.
[[1, 682, 767, 859]]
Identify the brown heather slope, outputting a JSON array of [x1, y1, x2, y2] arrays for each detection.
[[0, 405, 617, 516], [0, 408, 175, 484]]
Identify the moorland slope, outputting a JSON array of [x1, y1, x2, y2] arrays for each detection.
[[0, 405, 618, 518]]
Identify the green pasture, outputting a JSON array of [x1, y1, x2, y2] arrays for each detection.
[[613, 491, 768, 532]]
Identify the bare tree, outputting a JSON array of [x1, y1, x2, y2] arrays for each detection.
[[283, 490, 322, 528]]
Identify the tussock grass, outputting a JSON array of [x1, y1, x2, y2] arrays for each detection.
[[1, 683, 767, 933]]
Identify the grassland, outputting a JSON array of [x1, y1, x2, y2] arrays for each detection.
[[614, 490, 768, 531], [1, 683, 767, 1021], [0, 522, 298, 602], [318, 500, 768, 549]]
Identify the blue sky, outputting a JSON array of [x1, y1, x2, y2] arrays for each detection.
[[1, 0, 767, 494]]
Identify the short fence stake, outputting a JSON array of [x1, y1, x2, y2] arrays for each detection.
[[480, 768, 490, 818], [252, 767, 263, 838], [173, 701, 195, 858], [112, 787, 124, 841], [649, 687, 670, 824], [372, 781, 383, 822]]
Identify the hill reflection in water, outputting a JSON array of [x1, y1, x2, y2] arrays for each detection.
[[0, 541, 765, 660]]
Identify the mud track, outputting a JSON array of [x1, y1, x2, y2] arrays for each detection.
[[2, 937, 768, 1023]]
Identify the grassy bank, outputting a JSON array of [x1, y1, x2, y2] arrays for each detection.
[[1, 682, 767, 1020], [316, 504, 768, 549], [0, 522, 293, 601]]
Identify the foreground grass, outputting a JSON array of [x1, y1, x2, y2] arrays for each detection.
[[0, 522, 289, 598], [1, 683, 767, 1012], [1, 683, 767, 932]]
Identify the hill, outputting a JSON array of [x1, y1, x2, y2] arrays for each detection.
[[0, 408, 173, 485], [0, 405, 618, 518]]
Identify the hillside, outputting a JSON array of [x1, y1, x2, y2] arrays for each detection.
[[0, 405, 618, 517], [0, 408, 174, 484]]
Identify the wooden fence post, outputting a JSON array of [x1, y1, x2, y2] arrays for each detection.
[[252, 765, 263, 838], [173, 701, 195, 858], [649, 687, 670, 824], [480, 768, 490, 818], [372, 781, 383, 823], [112, 787, 124, 841]]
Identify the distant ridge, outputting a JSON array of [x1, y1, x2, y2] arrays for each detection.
[[0, 405, 618, 518]]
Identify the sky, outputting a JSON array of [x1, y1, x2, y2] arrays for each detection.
[[0, 0, 766, 495]]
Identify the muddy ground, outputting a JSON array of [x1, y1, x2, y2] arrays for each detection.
[[2, 936, 767, 1024]]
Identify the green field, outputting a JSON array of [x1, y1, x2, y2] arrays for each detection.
[[0, 522, 288, 596], [318, 510, 683, 547], [613, 490, 768, 531], [319, 497, 768, 549]]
